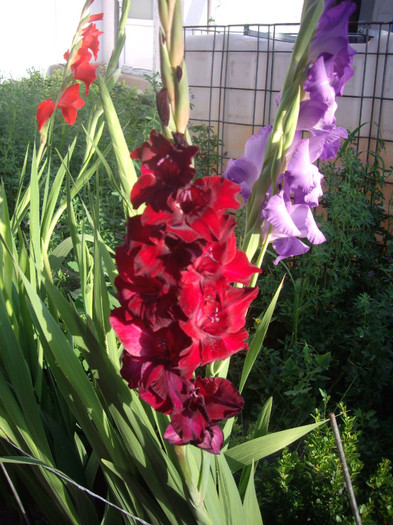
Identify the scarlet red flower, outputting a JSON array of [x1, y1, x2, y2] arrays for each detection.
[[36, 98, 56, 131], [36, 84, 84, 130], [111, 312, 199, 412], [191, 234, 261, 285], [57, 84, 85, 125], [81, 23, 103, 60], [73, 63, 98, 95], [141, 176, 241, 245], [88, 13, 104, 22], [179, 273, 259, 365]]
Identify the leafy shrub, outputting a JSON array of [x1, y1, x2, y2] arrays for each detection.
[[260, 402, 393, 525]]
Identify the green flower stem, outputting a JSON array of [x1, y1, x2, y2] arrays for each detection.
[[242, 0, 324, 263], [174, 445, 212, 525], [249, 229, 272, 288]]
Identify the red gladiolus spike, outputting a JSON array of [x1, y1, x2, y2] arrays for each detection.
[[36, 98, 56, 131], [57, 84, 85, 125], [111, 131, 260, 453]]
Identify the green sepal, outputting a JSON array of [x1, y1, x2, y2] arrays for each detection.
[[174, 60, 190, 133], [170, 0, 185, 68], [160, 34, 176, 105]]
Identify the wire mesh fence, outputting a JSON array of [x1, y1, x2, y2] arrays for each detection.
[[184, 21, 393, 190]]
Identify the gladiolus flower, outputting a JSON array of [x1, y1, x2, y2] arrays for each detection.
[[224, 0, 355, 264], [88, 13, 104, 22], [36, 84, 85, 130], [57, 84, 85, 125], [81, 23, 103, 60], [163, 377, 244, 454], [71, 47, 98, 95], [111, 131, 259, 453]]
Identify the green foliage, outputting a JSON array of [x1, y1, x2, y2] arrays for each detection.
[[259, 403, 357, 524], [360, 458, 393, 525], [230, 137, 393, 523], [189, 123, 222, 178], [0, 68, 302, 525], [259, 402, 393, 525]]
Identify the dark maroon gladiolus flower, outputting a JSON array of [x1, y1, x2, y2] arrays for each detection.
[[111, 131, 259, 453], [163, 377, 244, 454]]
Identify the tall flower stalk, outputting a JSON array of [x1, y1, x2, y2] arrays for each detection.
[[226, 0, 356, 270], [36, 0, 104, 165]]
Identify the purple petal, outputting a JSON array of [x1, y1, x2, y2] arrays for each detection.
[[262, 192, 302, 238], [297, 99, 329, 131], [310, 1, 356, 62], [293, 170, 324, 208], [272, 237, 310, 264], [222, 157, 259, 201], [319, 126, 348, 161], [244, 125, 272, 174], [325, 48, 356, 96], [285, 139, 320, 194], [304, 56, 336, 105]]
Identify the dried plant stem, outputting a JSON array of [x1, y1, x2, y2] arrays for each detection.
[[0, 463, 30, 525], [329, 413, 362, 525]]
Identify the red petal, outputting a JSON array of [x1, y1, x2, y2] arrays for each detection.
[[88, 13, 104, 22], [72, 61, 98, 95], [36, 98, 55, 131], [81, 23, 103, 60], [194, 376, 244, 422], [58, 84, 85, 125]]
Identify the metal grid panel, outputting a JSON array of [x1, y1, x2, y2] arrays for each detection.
[[184, 22, 393, 184]]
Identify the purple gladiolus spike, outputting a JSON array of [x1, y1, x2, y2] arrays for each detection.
[[223, 0, 355, 264]]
